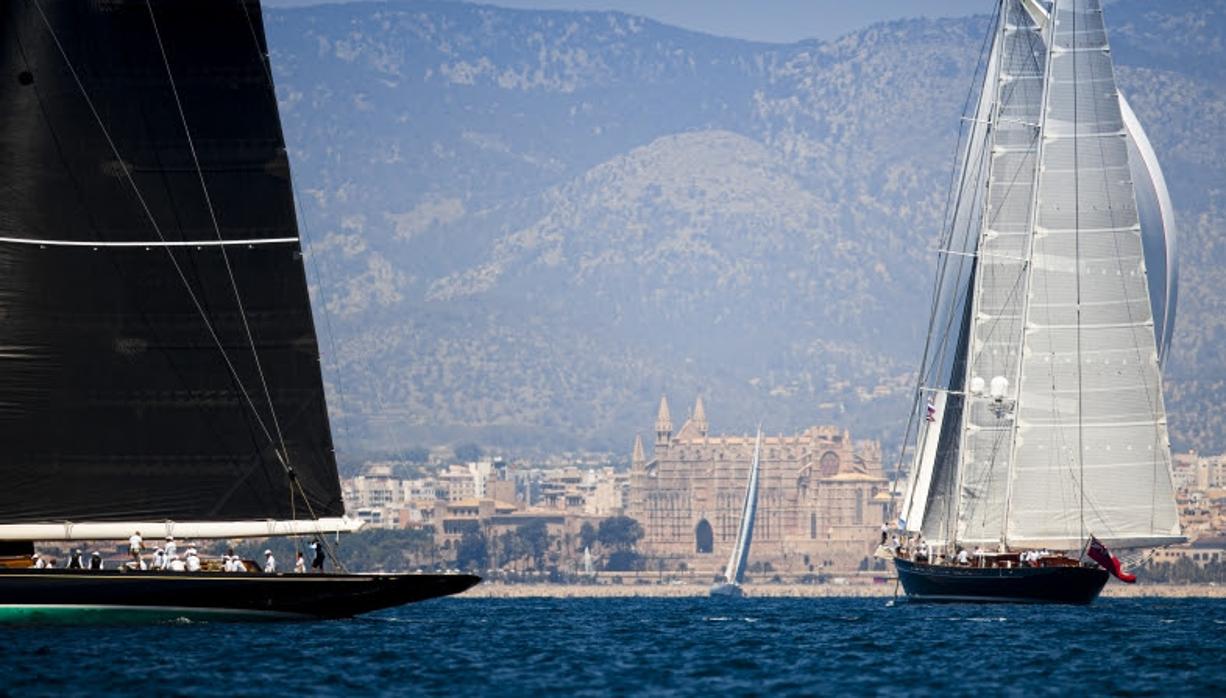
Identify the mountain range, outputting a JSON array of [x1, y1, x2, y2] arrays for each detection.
[[262, 0, 1226, 462]]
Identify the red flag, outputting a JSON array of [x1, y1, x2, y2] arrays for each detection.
[[1086, 536, 1136, 583]]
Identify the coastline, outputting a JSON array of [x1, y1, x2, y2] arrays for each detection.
[[459, 582, 1226, 599]]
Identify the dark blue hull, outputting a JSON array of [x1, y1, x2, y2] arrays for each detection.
[[0, 568, 480, 622], [895, 558, 1108, 605]]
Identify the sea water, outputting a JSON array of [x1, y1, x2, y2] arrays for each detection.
[[2, 596, 1223, 695]]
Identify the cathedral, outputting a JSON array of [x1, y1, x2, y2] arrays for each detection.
[[627, 396, 890, 576]]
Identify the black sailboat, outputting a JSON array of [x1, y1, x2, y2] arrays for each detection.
[[890, 0, 1182, 604], [0, 0, 477, 621]]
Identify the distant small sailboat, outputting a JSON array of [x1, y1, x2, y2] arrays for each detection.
[[710, 427, 762, 598]]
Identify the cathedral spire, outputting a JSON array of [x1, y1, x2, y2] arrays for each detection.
[[632, 434, 646, 467], [655, 395, 672, 446], [693, 396, 708, 437]]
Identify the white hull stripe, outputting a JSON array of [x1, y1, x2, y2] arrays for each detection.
[[0, 516, 364, 541], [0, 236, 299, 248]]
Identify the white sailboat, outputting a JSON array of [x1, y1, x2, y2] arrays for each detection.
[[893, 0, 1183, 603], [710, 428, 762, 598]]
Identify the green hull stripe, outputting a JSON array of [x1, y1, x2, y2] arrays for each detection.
[[0, 604, 311, 624]]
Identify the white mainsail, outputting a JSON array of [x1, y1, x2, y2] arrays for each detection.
[[1006, 0, 1180, 549], [906, 0, 1181, 552], [722, 428, 762, 585]]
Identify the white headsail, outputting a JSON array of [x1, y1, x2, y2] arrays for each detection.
[[722, 427, 762, 585]]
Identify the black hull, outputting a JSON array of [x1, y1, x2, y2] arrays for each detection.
[[895, 558, 1108, 605], [0, 569, 480, 622]]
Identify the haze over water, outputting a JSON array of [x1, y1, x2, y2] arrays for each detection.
[[5, 597, 1224, 695]]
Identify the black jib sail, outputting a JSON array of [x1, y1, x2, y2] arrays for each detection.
[[0, 0, 344, 528]]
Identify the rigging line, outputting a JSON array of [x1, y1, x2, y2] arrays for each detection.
[[29, 0, 281, 455], [236, 0, 349, 570], [144, 1, 293, 473]]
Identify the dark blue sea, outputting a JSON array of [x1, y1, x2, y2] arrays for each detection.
[[3, 597, 1224, 696]]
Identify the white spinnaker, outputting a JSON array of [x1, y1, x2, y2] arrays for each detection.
[[723, 429, 762, 585], [1005, 0, 1181, 549], [955, 0, 1049, 546]]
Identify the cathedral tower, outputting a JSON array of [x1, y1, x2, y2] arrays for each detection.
[[655, 395, 672, 448]]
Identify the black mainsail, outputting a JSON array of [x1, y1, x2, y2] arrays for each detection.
[[0, 0, 342, 533]]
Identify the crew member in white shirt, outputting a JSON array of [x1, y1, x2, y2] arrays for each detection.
[[263, 550, 276, 573], [164, 536, 177, 561], [129, 530, 143, 562], [152, 547, 166, 570], [294, 552, 306, 574], [185, 548, 201, 572]]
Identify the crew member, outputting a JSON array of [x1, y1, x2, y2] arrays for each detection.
[[152, 547, 166, 570], [164, 536, 177, 561], [310, 539, 326, 573], [167, 554, 186, 572], [89, 551, 104, 571], [263, 550, 276, 573], [185, 548, 201, 572], [67, 549, 84, 569], [956, 547, 970, 566], [129, 530, 143, 561], [32, 552, 44, 569], [294, 552, 306, 574]]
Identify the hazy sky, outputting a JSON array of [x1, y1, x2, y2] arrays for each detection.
[[263, 0, 993, 44]]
